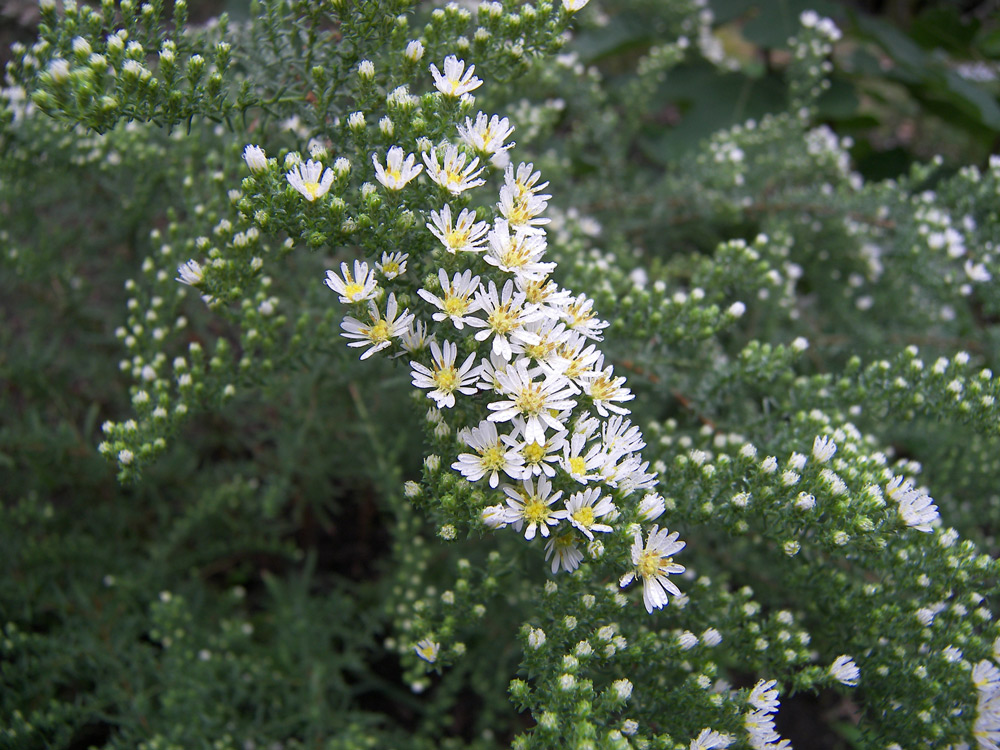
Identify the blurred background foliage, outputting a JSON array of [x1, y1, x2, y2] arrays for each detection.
[[1, 1, 998, 749]]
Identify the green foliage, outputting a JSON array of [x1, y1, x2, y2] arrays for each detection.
[[4, 1, 1000, 749]]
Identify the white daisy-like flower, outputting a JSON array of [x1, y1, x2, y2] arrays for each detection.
[[517, 276, 574, 319], [457, 112, 515, 157], [511, 318, 571, 370], [563, 292, 610, 340], [748, 680, 780, 712], [544, 533, 584, 574], [484, 219, 556, 281], [410, 339, 480, 408], [556, 487, 615, 540], [743, 710, 781, 750], [417, 268, 482, 330], [243, 144, 268, 173], [563, 0, 590, 11], [637, 492, 666, 521], [505, 161, 550, 199], [176, 259, 204, 286], [372, 146, 423, 190], [286, 159, 334, 201], [502, 475, 563, 540], [414, 639, 440, 663], [619, 524, 685, 613], [828, 655, 860, 686], [452, 419, 525, 488], [398, 318, 431, 355], [812, 434, 837, 463], [482, 504, 509, 529], [510, 420, 567, 477], [376, 251, 408, 279], [423, 144, 486, 195], [340, 293, 414, 360], [468, 279, 544, 361], [582, 355, 634, 416], [429, 55, 483, 97], [497, 183, 551, 235], [324, 260, 378, 304], [690, 728, 733, 750], [559, 430, 604, 483], [973, 659, 1000, 692], [487, 358, 578, 444], [476, 351, 512, 394], [886, 476, 939, 532], [426, 204, 490, 253], [554, 333, 603, 384]]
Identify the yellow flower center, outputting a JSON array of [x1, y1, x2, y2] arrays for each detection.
[[445, 227, 470, 249], [367, 319, 390, 342], [488, 303, 517, 334], [523, 442, 546, 464], [569, 456, 587, 476], [566, 303, 595, 328], [572, 506, 595, 528], [303, 181, 322, 200], [479, 443, 508, 471], [499, 237, 530, 268], [382, 262, 399, 275], [588, 376, 616, 401], [506, 199, 533, 226], [522, 496, 550, 525], [343, 282, 364, 299], [637, 550, 668, 580], [443, 296, 469, 316], [433, 366, 459, 393], [515, 383, 546, 416]]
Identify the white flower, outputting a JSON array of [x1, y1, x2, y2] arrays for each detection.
[[415, 639, 440, 663], [427, 205, 490, 253], [562, 293, 609, 340], [886, 476, 939, 532], [410, 339, 480, 408], [812, 434, 837, 463], [482, 504, 509, 529], [973, 659, 1000, 692], [563, 0, 590, 10], [468, 279, 544, 361], [176, 259, 203, 286], [243, 144, 268, 173], [405, 40, 424, 62], [373, 146, 423, 190], [581, 355, 634, 416], [423, 144, 486, 195], [527, 627, 546, 649], [484, 219, 555, 280], [512, 421, 566, 477], [429, 55, 483, 97], [376, 251, 408, 279], [340, 293, 414, 360], [556, 487, 615, 540], [544, 533, 584, 573], [452, 419, 524, 488], [324, 260, 378, 304], [398, 318, 431, 355], [502, 475, 563, 540], [286, 159, 334, 201], [744, 710, 781, 750], [559, 430, 604, 483], [702, 628, 722, 646], [497, 183, 550, 235], [458, 112, 515, 157], [690, 728, 733, 750], [417, 269, 482, 330], [488, 358, 578, 445], [619, 525, 686, 613], [748, 680, 779, 712], [612, 678, 633, 701], [638, 492, 666, 521], [828, 655, 860, 686]]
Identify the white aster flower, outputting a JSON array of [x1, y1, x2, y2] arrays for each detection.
[[517, 276, 574, 319], [748, 680, 780, 712], [414, 639, 440, 663], [638, 492, 666, 521], [427, 205, 490, 253], [563, 292, 610, 340], [690, 728, 733, 750], [497, 183, 551, 235], [243, 144, 268, 173], [581, 355, 634, 416], [886, 475, 940, 532], [744, 710, 781, 750], [829, 655, 860, 686], [545, 533, 584, 573], [429, 55, 483, 97], [511, 421, 566, 477], [373, 146, 423, 190], [376, 251, 408, 279], [286, 159, 334, 201], [556, 487, 615, 540], [176, 259, 204, 286], [324, 260, 378, 304], [563, 0, 590, 10], [468, 279, 544, 361], [488, 358, 578, 445], [505, 161, 550, 199], [484, 219, 555, 281], [559, 429, 604, 483], [452, 419, 524, 488], [458, 112, 514, 157], [417, 268, 482, 330], [398, 318, 431, 355], [482, 503, 509, 529], [340, 293, 414, 360], [812, 434, 837, 463], [410, 339, 480, 408], [423, 144, 486, 195], [502, 475, 563, 540], [619, 525, 685, 613]]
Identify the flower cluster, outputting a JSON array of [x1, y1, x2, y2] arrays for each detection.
[[309, 56, 684, 613]]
